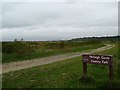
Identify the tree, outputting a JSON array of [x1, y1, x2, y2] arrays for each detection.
[[14, 38, 18, 42], [21, 38, 24, 42]]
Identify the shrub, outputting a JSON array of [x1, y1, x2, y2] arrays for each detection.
[[2, 42, 34, 55]]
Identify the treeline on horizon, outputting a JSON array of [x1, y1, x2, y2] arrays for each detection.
[[70, 35, 120, 42], [2, 35, 120, 42]]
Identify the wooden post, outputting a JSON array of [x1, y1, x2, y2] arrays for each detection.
[[83, 62, 87, 78], [109, 65, 113, 81], [109, 56, 113, 82]]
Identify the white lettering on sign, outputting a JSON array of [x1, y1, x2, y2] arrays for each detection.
[[90, 60, 109, 64], [102, 60, 108, 64], [101, 56, 110, 60], [89, 56, 100, 59], [91, 59, 101, 64], [89, 55, 110, 60]]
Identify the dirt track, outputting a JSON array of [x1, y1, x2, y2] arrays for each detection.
[[2, 44, 115, 74]]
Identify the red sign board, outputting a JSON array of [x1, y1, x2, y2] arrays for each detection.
[[82, 54, 112, 66]]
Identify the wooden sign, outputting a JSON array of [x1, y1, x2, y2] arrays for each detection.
[[82, 54, 113, 81]]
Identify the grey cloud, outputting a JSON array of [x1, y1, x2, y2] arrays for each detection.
[[2, 2, 118, 41], [2, 2, 117, 28], [2, 25, 117, 41]]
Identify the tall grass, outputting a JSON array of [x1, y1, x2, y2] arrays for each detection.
[[2, 40, 104, 63]]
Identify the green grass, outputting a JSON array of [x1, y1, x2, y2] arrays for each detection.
[[2, 42, 120, 88], [2, 41, 105, 63]]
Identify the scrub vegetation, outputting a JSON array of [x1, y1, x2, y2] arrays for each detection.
[[2, 40, 104, 63]]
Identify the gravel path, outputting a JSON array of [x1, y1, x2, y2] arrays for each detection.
[[2, 44, 115, 74]]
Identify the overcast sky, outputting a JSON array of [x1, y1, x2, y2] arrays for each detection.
[[1, 0, 118, 41]]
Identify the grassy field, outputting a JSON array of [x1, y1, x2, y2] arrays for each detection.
[[2, 40, 105, 63], [2, 42, 120, 88]]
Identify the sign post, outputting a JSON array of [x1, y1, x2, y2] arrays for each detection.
[[82, 54, 113, 81], [83, 62, 87, 78]]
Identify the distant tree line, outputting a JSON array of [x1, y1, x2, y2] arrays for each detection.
[[70, 35, 120, 42]]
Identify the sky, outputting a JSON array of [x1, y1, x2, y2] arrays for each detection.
[[1, 0, 118, 41]]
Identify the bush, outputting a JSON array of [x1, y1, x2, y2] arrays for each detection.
[[2, 42, 34, 55]]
